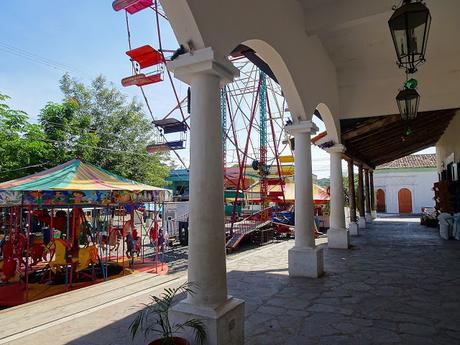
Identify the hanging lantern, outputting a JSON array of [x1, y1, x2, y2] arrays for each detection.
[[388, 0, 431, 74], [396, 85, 420, 121]]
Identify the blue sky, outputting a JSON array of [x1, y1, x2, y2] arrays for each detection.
[[0, 1, 433, 177], [0, 0, 182, 121]]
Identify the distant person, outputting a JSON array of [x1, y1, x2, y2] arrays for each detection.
[[165, 216, 174, 248], [164, 228, 170, 251], [158, 229, 165, 253], [126, 231, 134, 259], [149, 221, 158, 245]]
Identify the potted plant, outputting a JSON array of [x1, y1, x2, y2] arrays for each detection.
[[130, 282, 206, 345]]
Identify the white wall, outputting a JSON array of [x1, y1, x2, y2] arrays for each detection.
[[374, 169, 437, 214], [436, 111, 460, 171]]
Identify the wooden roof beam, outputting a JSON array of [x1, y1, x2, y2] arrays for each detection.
[[341, 114, 400, 141]]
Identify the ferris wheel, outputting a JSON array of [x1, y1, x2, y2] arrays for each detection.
[[112, 0, 294, 223]]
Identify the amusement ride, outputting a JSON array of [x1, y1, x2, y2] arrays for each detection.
[[0, 0, 330, 307]]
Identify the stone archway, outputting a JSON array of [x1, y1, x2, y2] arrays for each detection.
[[398, 188, 413, 214], [376, 188, 386, 212]]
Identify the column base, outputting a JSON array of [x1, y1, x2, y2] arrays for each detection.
[[327, 228, 350, 249], [371, 210, 377, 219], [365, 213, 372, 222], [171, 296, 245, 345], [288, 246, 324, 278], [349, 222, 359, 236], [358, 217, 366, 229]]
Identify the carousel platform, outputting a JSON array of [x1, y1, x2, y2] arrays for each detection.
[[0, 271, 179, 344], [0, 257, 168, 307]]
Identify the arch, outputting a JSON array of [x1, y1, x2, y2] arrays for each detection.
[[376, 189, 386, 213], [159, 0, 205, 50], [315, 103, 341, 143], [161, 0, 340, 123], [398, 188, 413, 214], [241, 39, 307, 123]]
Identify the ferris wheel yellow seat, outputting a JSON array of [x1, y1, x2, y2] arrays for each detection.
[[279, 155, 294, 163]]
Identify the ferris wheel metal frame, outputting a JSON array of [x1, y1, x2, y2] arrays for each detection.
[[113, 0, 294, 229]]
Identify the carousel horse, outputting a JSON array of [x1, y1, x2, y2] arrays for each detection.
[[108, 227, 121, 251], [46, 239, 98, 273], [30, 242, 45, 265], [0, 234, 26, 282], [0, 257, 17, 282], [46, 239, 68, 273], [76, 245, 98, 272]]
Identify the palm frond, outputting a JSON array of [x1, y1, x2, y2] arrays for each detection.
[[173, 319, 207, 345], [129, 281, 206, 342]]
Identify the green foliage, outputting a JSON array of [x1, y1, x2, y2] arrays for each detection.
[[42, 74, 170, 186], [130, 282, 206, 345], [0, 74, 171, 186], [316, 177, 330, 188], [317, 176, 359, 206], [0, 94, 52, 181]]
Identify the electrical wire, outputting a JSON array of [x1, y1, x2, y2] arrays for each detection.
[[38, 138, 154, 158], [0, 41, 92, 79], [41, 120, 149, 141], [0, 163, 49, 175]]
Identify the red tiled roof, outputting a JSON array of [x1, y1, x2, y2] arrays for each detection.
[[376, 154, 436, 169]]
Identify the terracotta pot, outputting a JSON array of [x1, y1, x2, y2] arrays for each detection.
[[148, 337, 190, 345]]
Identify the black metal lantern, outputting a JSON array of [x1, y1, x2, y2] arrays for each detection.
[[388, 0, 431, 74], [396, 87, 420, 121]]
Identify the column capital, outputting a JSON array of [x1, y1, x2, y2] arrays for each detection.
[[167, 47, 239, 85], [285, 120, 318, 135], [325, 144, 346, 154]]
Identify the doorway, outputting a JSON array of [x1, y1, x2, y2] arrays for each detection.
[[398, 188, 413, 214], [376, 189, 386, 212]]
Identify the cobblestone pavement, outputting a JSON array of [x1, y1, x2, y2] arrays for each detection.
[[4, 217, 460, 345], [238, 217, 460, 345]]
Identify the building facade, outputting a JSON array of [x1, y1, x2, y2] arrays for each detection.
[[374, 154, 437, 214]]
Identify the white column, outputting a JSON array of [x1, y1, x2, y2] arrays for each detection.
[[168, 47, 244, 345], [347, 160, 359, 236], [326, 144, 350, 249], [370, 170, 377, 219], [188, 72, 227, 305], [365, 168, 372, 222], [285, 121, 323, 278], [357, 165, 367, 229]]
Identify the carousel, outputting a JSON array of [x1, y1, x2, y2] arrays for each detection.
[[0, 159, 171, 307]]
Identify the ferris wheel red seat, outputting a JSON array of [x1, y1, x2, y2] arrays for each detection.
[[126, 45, 163, 69], [121, 73, 163, 87], [266, 178, 285, 186], [147, 143, 169, 153], [112, 0, 153, 14]]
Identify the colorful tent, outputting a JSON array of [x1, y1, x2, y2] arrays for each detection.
[[0, 159, 171, 206], [246, 181, 330, 204]]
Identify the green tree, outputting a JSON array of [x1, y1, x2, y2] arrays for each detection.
[[39, 74, 170, 186], [0, 93, 52, 181]]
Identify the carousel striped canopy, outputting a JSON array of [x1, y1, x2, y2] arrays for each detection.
[[0, 159, 165, 192]]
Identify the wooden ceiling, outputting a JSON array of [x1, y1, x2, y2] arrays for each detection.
[[340, 109, 458, 168]]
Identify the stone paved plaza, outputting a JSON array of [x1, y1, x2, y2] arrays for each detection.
[[2, 216, 460, 345], [239, 217, 460, 345]]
